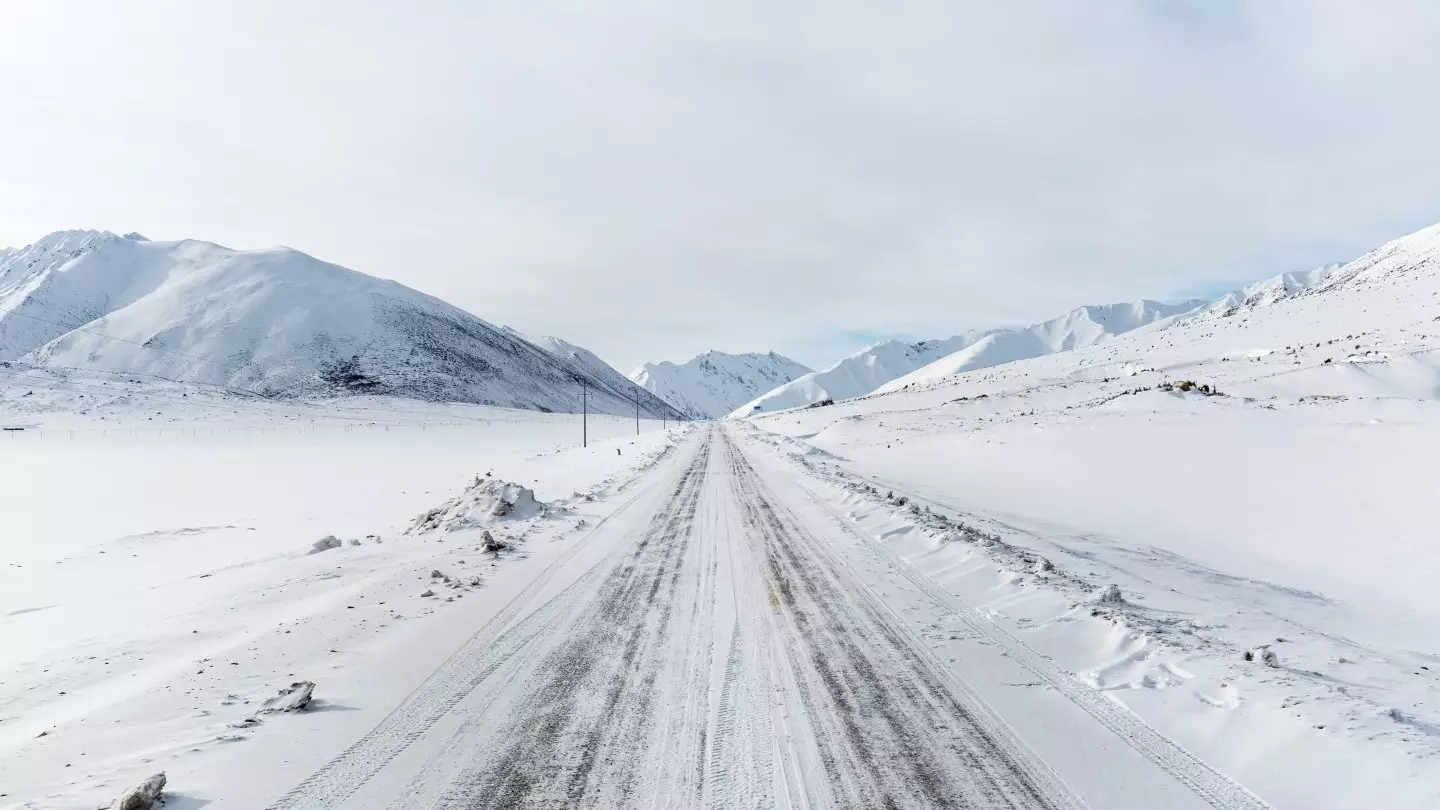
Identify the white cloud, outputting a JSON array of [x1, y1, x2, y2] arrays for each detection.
[[3, 1, 1439, 370]]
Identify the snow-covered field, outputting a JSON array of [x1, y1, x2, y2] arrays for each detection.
[[7, 221, 1440, 809], [0, 385, 680, 809], [743, 223, 1440, 809]]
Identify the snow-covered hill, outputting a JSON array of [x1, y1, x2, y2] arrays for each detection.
[[741, 218, 1440, 809], [737, 299, 1204, 414], [731, 338, 977, 415], [503, 329, 681, 418], [630, 350, 810, 418], [0, 230, 682, 418]]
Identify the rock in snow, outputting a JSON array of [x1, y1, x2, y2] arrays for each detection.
[[481, 530, 511, 553], [308, 536, 343, 554], [1246, 646, 1281, 668], [260, 681, 316, 713], [107, 772, 165, 810]]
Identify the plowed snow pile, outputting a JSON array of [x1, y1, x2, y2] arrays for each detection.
[[409, 477, 548, 534]]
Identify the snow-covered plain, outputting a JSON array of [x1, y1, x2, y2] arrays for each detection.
[[6, 219, 1440, 809], [742, 221, 1440, 809], [0, 381, 681, 809]]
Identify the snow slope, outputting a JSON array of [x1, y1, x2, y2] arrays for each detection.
[[503, 329, 682, 419], [0, 393, 682, 809], [743, 218, 1440, 809], [1203, 263, 1343, 314], [738, 299, 1205, 414], [630, 350, 810, 418], [0, 230, 681, 418]]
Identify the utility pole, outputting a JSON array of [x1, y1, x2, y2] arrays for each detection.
[[634, 385, 640, 436], [582, 378, 588, 448]]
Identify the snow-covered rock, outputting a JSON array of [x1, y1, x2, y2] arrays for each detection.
[[1245, 646, 1281, 668], [260, 680, 316, 713], [0, 230, 677, 417], [107, 772, 166, 810], [631, 350, 811, 418], [409, 476, 546, 534]]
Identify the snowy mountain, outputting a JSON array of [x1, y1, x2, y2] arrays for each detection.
[[739, 218, 1440, 809], [0, 230, 683, 418], [737, 299, 1205, 414], [1193, 262, 1342, 317], [504, 329, 681, 417], [731, 338, 976, 415], [630, 351, 811, 418], [873, 299, 1209, 395]]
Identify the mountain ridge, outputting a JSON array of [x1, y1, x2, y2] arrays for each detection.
[[0, 229, 683, 418], [630, 350, 811, 419], [734, 299, 1207, 415]]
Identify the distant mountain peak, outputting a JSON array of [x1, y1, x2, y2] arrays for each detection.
[[631, 350, 811, 418], [736, 298, 1208, 415]]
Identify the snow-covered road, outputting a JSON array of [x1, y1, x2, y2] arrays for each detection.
[[268, 425, 1261, 809]]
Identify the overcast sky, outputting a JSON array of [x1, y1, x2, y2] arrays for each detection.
[[4, 1, 1440, 372]]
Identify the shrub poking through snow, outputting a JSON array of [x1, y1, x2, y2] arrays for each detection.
[[1245, 645, 1280, 667], [308, 535, 342, 554], [1098, 584, 1124, 604], [260, 681, 315, 713], [108, 772, 166, 810]]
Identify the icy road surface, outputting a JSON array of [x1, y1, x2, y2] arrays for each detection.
[[270, 426, 1262, 809]]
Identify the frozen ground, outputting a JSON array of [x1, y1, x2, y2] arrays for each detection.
[[7, 217, 1440, 808], [0, 384, 677, 809], [743, 228, 1440, 809], [5, 381, 1277, 810]]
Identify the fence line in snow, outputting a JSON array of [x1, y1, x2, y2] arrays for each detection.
[[0, 413, 667, 441]]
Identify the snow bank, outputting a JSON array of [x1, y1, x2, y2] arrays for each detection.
[[409, 475, 547, 534]]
